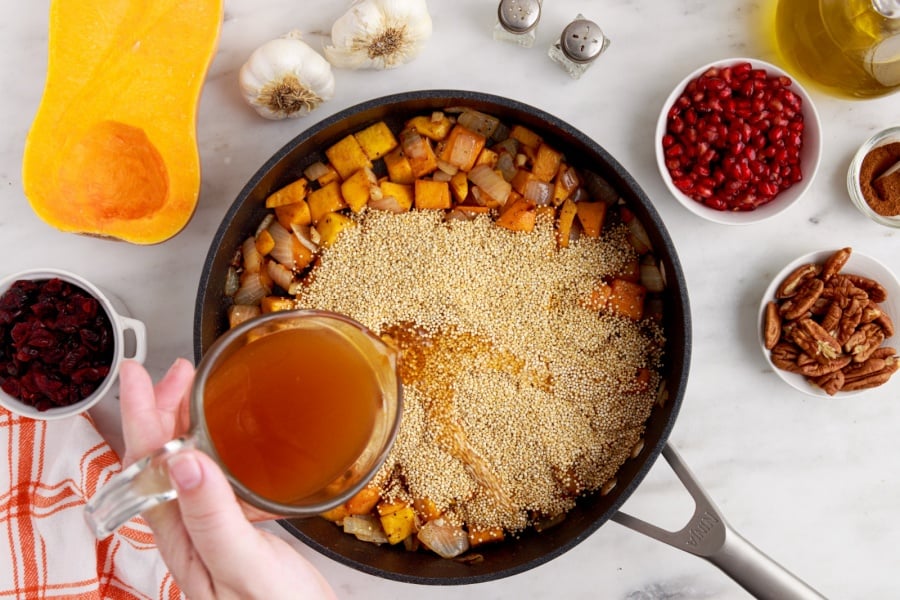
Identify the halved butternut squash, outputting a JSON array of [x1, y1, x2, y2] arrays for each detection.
[[22, 0, 224, 244]]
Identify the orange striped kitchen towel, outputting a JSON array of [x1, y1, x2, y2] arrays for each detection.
[[1, 407, 181, 599]]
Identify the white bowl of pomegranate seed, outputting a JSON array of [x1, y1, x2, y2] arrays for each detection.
[[0, 268, 147, 420], [656, 58, 822, 225]]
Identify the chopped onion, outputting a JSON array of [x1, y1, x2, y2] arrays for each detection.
[[224, 266, 240, 297], [267, 221, 296, 268], [290, 223, 318, 254], [622, 208, 652, 254], [436, 159, 458, 176], [515, 153, 527, 168], [431, 110, 445, 123], [457, 109, 500, 138], [400, 128, 428, 160], [559, 165, 580, 191], [468, 164, 511, 205], [446, 208, 474, 222], [368, 195, 406, 213], [523, 180, 553, 206], [432, 170, 452, 182], [497, 152, 516, 182], [241, 236, 262, 273], [417, 518, 469, 559], [228, 304, 260, 328], [343, 514, 388, 545], [254, 213, 274, 237], [640, 257, 665, 292], [233, 270, 268, 306], [304, 161, 330, 181], [266, 259, 294, 292], [493, 137, 518, 157]]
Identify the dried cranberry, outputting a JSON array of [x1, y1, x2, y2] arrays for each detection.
[[0, 278, 114, 411]]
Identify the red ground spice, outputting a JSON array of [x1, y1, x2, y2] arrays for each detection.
[[859, 141, 900, 217]]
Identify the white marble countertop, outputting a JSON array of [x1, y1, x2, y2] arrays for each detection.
[[4, 1, 900, 598]]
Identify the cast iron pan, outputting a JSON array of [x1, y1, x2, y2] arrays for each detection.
[[194, 90, 692, 584]]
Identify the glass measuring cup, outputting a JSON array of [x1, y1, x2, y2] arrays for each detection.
[[85, 309, 402, 538]]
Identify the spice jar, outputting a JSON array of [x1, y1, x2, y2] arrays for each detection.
[[847, 126, 900, 227], [548, 15, 610, 79], [493, 0, 542, 47]]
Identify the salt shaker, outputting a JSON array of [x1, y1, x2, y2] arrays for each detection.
[[548, 15, 610, 79], [494, 0, 542, 48]]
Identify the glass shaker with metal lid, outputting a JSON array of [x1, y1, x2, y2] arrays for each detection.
[[548, 15, 611, 79], [775, 0, 900, 98], [494, 0, 542, 47]]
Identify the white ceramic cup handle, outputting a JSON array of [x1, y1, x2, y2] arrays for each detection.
[[119, 316, 147, 364]]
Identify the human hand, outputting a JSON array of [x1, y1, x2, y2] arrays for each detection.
[[118, 359, 336, 600]]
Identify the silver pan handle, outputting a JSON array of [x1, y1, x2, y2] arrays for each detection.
[[611, 443, 826, 600]]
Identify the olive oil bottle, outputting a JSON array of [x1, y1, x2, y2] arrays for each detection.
[[775, 0, 900, 98]]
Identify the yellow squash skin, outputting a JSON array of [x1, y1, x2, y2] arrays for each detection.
[[22, 0, 223, 244]]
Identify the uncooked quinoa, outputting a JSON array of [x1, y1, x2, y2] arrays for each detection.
[[295, 209, 664, 532]]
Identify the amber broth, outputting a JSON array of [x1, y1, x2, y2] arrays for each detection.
[[203, 326, 381, 504]]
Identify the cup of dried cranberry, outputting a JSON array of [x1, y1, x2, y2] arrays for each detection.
[[0, 269, 147, 419], [847, 126, 900, 229], [656, 58, 822, 225]]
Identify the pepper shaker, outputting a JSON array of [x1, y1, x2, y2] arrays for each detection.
[[494, 0, 542, 48], [548, 15, 610, 79]]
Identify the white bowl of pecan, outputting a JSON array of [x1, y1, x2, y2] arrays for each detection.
[[657, 58, 822, 225], [759, 247, 899, 397]]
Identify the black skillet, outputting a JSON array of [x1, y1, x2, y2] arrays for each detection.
[[194, 90, 822, 598]]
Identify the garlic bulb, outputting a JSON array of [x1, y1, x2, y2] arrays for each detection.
[[239, 32, 335, 120], [325, 0, 433, 70]]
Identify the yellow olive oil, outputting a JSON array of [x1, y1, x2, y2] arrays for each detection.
[[774, 0, 900, 98]]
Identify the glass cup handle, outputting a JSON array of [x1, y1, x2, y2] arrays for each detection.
[[84, 436, 193, 538]]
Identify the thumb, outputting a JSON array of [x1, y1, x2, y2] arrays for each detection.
[[167, 450, 264, 570]]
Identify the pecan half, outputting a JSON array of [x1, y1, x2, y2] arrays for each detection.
[[841, 361, 899, 391], [844, 323, 885, 363], [770, 342, 801, 372], [796, 355, 851, 377], [814, 370, 844, 396], [860, 301, 882, 324], [763, 301, 781, 349], [836, 297, 864, 345], [845, 274, 887, 303], [821, 247, 852, 281], [875, 311, 895, 338], [820, 302, 842, 336], [793, 318, 843, 363], [776, 263, 820, 298], [780, 277, 825, 320]]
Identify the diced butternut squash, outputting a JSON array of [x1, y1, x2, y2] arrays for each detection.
[[532, 144, 562, 182], [307, 181, 347, 223], [455, 205, 492, 216], [557, 198, 578, 248], [254, 229, 275, 256], [496, 197, 536, 232], [265, 178, 309, 208], [474, 147, 499, 169], [553, 164, 580, 205], [260, 295, 295, 313], [378, 181, 414, 212], [509, 124, 542, 149], [325, 134, 372, 180], [341, 167, 378, 213], [440, 125, 486, 172], [449, 171, 469, 203], [412, 497, 442, 522], [511, 168, 539, 195], [378, 503, 417, 545], [384, 147, 416, 185], [315, 212, 354, 247], [467, 526, 505, 547], [405, 113, 453, 141], [354, 121, 398, 160], [274, 199, 312, 230], [576, 201, 607, 238], [400, 129, 438, 177], [414, 179, 452, 210], [314, 163, 341, 187], [345, 485, 381, 515], [320, 503, 349, 523], [291, 236, 315, 270], [584, 279, 612, 311], [607, 278, 647, 320]]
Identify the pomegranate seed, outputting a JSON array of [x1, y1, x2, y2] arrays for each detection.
[[663, 62, 805, 211]]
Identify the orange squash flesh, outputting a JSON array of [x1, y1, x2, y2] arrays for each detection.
[[22, 0, 223, 244]]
